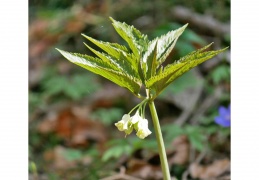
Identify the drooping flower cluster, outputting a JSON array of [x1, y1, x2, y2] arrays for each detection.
[[115, 111, 151, 139]]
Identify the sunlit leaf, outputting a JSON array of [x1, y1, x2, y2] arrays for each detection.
[[57, 18, 227, 99], [83, 43, 139, 79], [109, 17, 149, 58], [56, 49, 142, 95], [150, 24, 188, 67], [147, 44, 228, 97], [82, 34, 129, 54], [141, 40, 158, 81]]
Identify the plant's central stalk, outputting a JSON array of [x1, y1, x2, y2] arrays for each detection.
[[148, 99, 171, 180]]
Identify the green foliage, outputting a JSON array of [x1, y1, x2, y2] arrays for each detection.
[[162, 124, 225, 152], [29, 92, 45, 114], [162, 122, 230, 152], [160, 70, 202, 98], [102, 139, 133, 162], [62, 148, 83, 161], [102, 136, 159, 162], [57, 17, 227, 99], [57, 49, 142, 96], [146, 44, 228, 98], [129, 136, 158, 150], [42, 72, 100, 101], [29, 161, 37, 174], [185, 126, 206, 151], [151, 23, 206, 58], [102, 122, 226, 163], [102, 145, 132, 162], [148, 24, 188, 67], [210, 64, 230, 84], [110, 17, 149, 59], [82, 36, 140, 81], [90, 108, 124, 125]]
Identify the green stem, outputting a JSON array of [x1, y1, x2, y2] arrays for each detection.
[[149, 100, 171, 180], [128, 98, 148, 115]]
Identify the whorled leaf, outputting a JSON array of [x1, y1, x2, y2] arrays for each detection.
[[56, 49, 142, 95], [57, 18, 228, 99], [82, 34, 129, 57], [82, 34, 140, 78], [109, 17, 149, 59], [83, 43, 140, 80], [146, 44, 228, 98]]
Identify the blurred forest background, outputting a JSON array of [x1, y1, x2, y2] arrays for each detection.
[[29, 0, 230, 179]]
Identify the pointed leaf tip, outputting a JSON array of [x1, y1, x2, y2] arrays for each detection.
[[109, 17, 115, 22]]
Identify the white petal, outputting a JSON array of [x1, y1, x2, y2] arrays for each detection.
[[137, 118, 148, 129], [115, 114, 131, 131], [122, 114, 131, 122], [131, 111, 141, 124], [136, 119, 152, 139]]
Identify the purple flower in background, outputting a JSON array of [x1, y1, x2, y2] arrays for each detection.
[[215, 105, 230, 127]]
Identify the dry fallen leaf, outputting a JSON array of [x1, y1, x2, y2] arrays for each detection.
[[168, 135, 190, 165], [38, 106, 107, 148], [190, 159, 230, 179], [44, 145, 93, 170], [127, 158, 163, 180], [44, 146, 78, 170]]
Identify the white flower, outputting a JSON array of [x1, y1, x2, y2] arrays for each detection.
[[115, 114, 131, 131], [115, 112, 152, 138], [131, 111, 142, 124], [136, 118, 152, 139]]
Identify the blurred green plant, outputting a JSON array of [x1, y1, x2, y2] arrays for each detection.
[[90, 107, 124, 125], [160, 70, 203, 98], [42, 73, 101, 101], [102, 137, 158, 162], [29, 161, 38, 177], [162, 123, 230, 152], [172, 0, 230, 22], [210, 64, 230, 84], [102, 139, 132, 162], [62, 148, 84, 161]]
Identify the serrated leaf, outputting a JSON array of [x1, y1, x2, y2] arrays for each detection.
[[82, 34, 140, 77], [109, 43, 130, 53], [150, 24, 188, 67], [147, 44, 228, 97], [83, 43, 122, 71], [83, 43, 140, 80], [82, 34, 129, 53], [109, 17, 149, 58], [57, 18, 228, 100], [141, 40, 158, 81], [56, 49, 142, 95], [146, 61, 188, 96]]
